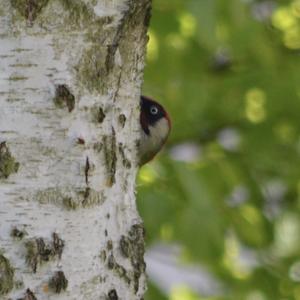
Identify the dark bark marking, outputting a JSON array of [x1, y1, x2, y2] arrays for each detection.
[[85, 156, 90, 185], [103, 127, 117, 187], [17, 288, 37, 300], [108, 289, 118, 300], [11, 227, 27, 240], [77, 137, 85, 145], [118, 143, 131, 169], [25, 234, 64, 273], [52, 232, 64, 260], [53, 84, 75, 112], [118, 114, 126, 128], [48, 271, 68, 293], [92, 107, 106, 123]]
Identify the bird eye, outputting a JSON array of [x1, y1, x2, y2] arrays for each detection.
[[150, 106, 159, 115]]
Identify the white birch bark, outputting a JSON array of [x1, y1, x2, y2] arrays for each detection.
[[0, 0, 151, 299]]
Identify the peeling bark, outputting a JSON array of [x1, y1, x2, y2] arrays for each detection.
[[0, 0, 151, 299]]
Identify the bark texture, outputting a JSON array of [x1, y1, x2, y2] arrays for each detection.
[[0, 0, 151, 299]]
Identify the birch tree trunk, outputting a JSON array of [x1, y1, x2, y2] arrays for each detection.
[[0, 1, 151, 299]]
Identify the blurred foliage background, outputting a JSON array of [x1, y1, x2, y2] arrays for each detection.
[[137, 0, 300, 299]]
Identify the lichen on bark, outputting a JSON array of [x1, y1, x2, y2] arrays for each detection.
[[75, 45, 108, 93], [34, 187, 106, 209], [58, 0, 100, 27], [0, 141, 19, 179], [103, 130, 117, 187], [18, 288, 37, 300], [10, 0, 95, 26], [0, 254, 14, 295], [10, 0, 49, 23], [124, 224, 146, 293]]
